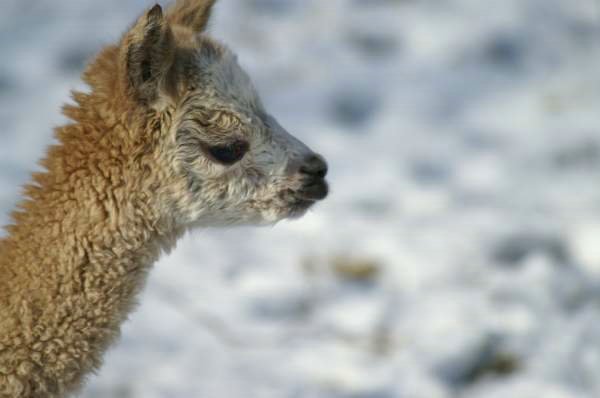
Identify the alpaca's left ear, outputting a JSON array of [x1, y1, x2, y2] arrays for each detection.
[[121, 4, 175, 105], [167, 0, 218, 33]]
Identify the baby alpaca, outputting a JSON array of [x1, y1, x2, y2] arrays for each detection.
[[0, 0, 328, 396]]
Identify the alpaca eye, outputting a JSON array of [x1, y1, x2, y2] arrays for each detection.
[[207, 140, 249, 165]]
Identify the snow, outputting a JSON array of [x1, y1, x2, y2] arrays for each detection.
[[1, 0, 600, 397]]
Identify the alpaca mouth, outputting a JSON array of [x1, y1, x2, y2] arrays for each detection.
[[286, 179, 328, 218], [297, 179, 329, 201]]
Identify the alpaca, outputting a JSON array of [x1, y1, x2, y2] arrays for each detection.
[[0, 0, 328, 396]]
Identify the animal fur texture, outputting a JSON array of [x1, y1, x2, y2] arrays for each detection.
[[0, 1, 328, 396]]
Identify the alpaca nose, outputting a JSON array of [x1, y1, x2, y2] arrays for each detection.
[[299, 154, 328, 179]]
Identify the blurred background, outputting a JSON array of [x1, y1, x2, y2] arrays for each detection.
[[1, 0, 600, 397]]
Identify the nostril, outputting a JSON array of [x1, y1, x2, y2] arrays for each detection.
[[300, 154, 328, 178]]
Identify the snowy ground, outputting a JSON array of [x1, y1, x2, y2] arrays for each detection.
[[1, 0, 600, 397]]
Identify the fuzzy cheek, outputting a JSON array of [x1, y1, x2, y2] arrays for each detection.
[[193, 159, 231, 179], [245, 198, 288, 225]]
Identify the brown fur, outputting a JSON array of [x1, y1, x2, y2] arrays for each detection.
[[0, 2, 213, 397]]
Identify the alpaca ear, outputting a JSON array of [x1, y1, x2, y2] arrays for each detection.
[[167, 0, 218, 33], [122, 4, 175, 104]]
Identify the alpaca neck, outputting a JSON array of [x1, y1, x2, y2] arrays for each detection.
[[0, 111, 176, 397]]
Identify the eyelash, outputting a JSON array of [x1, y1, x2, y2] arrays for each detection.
[[207, 140, 249, 165]]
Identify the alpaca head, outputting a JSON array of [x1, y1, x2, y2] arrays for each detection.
[[117, 0, 328, 227]]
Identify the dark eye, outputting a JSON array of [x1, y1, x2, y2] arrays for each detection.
[[207, 140, 249, 165]]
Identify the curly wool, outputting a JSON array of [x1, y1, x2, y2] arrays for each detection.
[[0, 3, 207, 397]]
